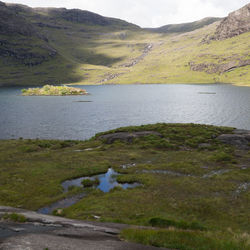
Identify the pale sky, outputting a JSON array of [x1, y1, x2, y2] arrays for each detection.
[[5, 0, 250, 27]]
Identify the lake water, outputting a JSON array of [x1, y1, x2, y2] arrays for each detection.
[[0, 84, 250, 140]]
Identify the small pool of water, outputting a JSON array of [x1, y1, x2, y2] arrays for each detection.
[[63, 168, 140, 192], [38, 168, 140, 214]]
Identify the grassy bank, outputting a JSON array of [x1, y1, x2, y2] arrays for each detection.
[[121, 228, 249, 250], [0, 123, 249, 249]]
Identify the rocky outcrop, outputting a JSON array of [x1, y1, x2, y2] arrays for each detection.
[[189, 59, 250, 74], [210, 3, 250, 40], [99, 73, 124, 84], [217, 129, 250, 149], [121, 44, 154, 68], [0, 206, 162, 250], [99, 131, 163, 144]]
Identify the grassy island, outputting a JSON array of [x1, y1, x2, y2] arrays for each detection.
[[21, 85, 88, 96], [0, 123, 249, 249]]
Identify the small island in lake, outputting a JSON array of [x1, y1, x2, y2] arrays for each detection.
[[22, 85, 88, 96]]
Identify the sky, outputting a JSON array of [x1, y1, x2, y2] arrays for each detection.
[[5, 0, 250, 27]]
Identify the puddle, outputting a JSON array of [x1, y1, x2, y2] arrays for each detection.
[[62, 168, 140, 192], [38, 168, 140, 214], [37, 193, 86, 214]]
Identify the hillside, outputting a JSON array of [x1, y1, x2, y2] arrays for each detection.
[[146, 17, 222, 33], [0, 1, 249, 86]]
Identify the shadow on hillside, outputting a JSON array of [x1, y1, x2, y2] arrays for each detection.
[[73, 51, 125, 67]]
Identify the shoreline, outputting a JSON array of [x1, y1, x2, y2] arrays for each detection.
[[1, 82, 250, 87]]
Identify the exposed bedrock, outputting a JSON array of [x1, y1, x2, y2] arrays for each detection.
[[98, 131, 163, 144]]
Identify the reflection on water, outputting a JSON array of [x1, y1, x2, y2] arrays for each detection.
[[38, 168, 140, 214], [63, 168, 140, 192]]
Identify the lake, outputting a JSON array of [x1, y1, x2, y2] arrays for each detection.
[[0, 84, 250, 140]]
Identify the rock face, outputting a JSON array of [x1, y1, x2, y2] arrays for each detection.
[[191, 4, 250, 75], [189, 59, 250, 74], [211, 3, 250, 40], [0, 206, 162, 250], [99, 131, 163, 144], [217, 129, 250, 149]]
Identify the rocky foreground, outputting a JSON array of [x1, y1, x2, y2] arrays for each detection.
[[0, 206, 164, 250], [0, 124, 249, 249]]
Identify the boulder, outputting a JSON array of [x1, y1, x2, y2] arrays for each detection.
[[217, 131, 250, 149]]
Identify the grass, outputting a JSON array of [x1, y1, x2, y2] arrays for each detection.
[[0, 123, 249, 249], [120, 228, 250, 250], [148, 217, 206, 231], [2, 213, 27, 223], [81, 178, 100, 187], [21, 85, 88, 96]]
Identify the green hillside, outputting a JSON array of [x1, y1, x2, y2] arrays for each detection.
[[146, 17, 222, 33], [0, 1, 249, 86]]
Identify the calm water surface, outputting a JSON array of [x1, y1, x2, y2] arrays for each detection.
[[38, 168, 140, 214], [0, 84, 250, 140]]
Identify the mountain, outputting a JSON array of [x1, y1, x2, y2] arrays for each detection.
[[0, 2, 56, 66], [0, 1, 249, 86], [0, 1, 139, 86], [211, 3, 250, 40], [146, 17, 221, 33]]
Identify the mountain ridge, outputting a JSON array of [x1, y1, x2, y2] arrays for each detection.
[[0, 1, 249, 86], [146, 17, 222, 33]]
